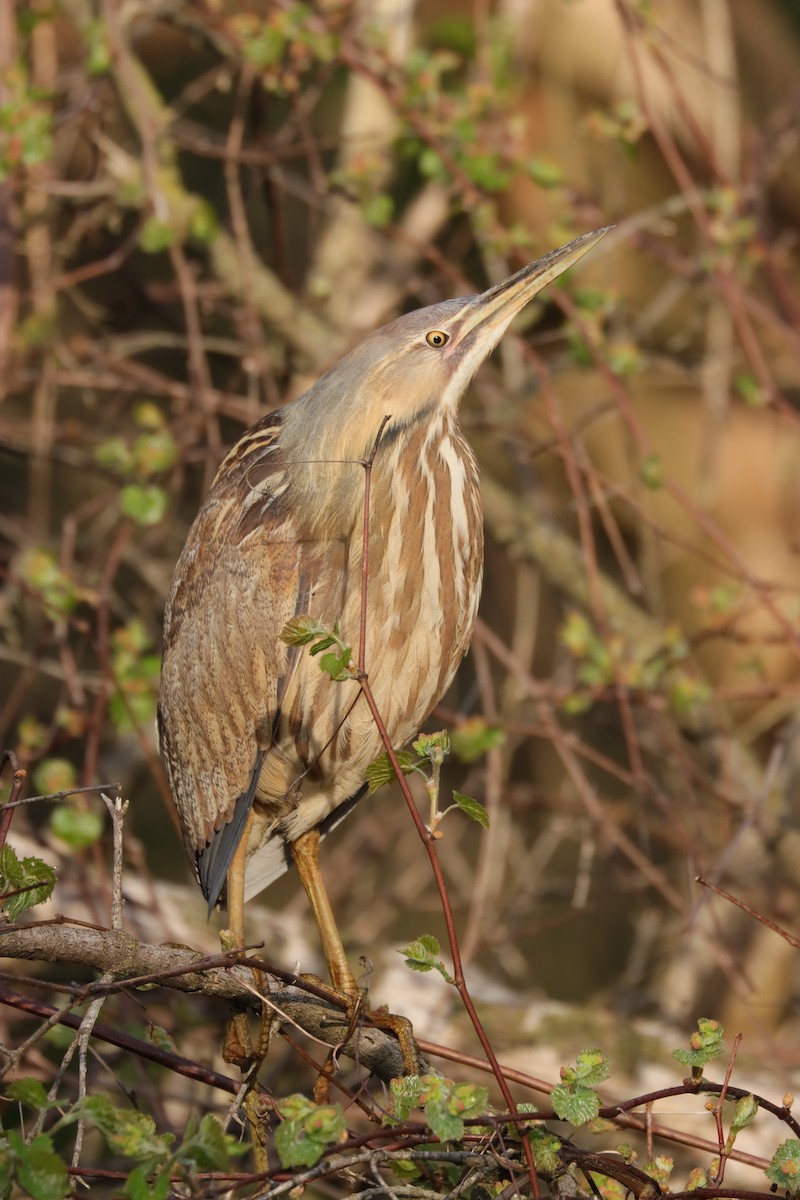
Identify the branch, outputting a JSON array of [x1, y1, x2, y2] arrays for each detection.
[[0, 923, 409, 1081]]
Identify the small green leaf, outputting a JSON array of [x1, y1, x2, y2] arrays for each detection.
[[574, 1049, 610, 1086], [124, 1163, 170, 1200], [131, 431, 178, 477], [138, 217, 176, 254], [399, 934, 442, 973], [639, 453, 664, 489], [551, 1083, 600, 1126], [529, 1127, 562, 1172], [398, 934, 452, 982], [308, 634, 337, 655], [79, 1096, 169, 1159], [49, 805, 103, 849], [731, 1093, 758, 1134], [424, 1097, 463, 1142], [14, 1133, 69, 1200], [274, 1095, 346, 1169], [734, 372, 766, 407], [450, 718, 506, 763], [32, 758, 77, 796], [452, 791, 489, 829], [412, 730, 450, 761], [120, 484, 167, 527], [526, 154, 564, 188], [0, 845, 57, 920], [182, 1114, 239, 1171], [767, 1139, 800, 1193], [95, 437, 134, 474], [318, 648, 352, 681], [672, 1017, 724, 1070], [280, 615, 325, 646], [5, 1078, 51, 1109], [362, 194, 394, 228], [366, 749, 419, 794], [145, 1023, 177, 1054]]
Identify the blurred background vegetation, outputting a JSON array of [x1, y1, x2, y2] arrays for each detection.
[[2, 0, 800, 1156]]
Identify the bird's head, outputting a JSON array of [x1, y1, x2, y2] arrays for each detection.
[[290, 226, 610, 468]]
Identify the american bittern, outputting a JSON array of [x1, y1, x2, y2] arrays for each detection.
[[158, 228, 607, 993]]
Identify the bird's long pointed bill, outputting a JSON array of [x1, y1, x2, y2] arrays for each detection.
[[457, 225, 612, 348]]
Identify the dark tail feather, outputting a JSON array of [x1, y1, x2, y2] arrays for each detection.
[[198, 749, 266, 915]]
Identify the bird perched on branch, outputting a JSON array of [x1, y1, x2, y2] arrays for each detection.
[[158, 228, 608, 993]]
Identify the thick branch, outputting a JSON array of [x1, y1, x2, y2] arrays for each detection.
[[0, 923, 409, 1081]]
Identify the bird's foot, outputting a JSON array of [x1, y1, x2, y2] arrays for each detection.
[[299, 972, 422, 1078]]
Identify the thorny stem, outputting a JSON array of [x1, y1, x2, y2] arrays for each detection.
[[356, 451, 539, 1200]]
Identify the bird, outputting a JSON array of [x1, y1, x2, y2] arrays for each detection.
[[158, 227, 608, 995]]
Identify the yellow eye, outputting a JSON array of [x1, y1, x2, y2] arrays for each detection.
[[425, 330, 449, 348]]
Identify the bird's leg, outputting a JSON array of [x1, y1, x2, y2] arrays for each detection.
[[221, 811, 256, 1069], [221, 812, 270, 1169], [291, 829, 421, 1076], [291, 828, 357, 995]]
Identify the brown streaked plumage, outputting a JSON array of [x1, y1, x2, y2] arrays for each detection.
[[158, 228, 609, 990]]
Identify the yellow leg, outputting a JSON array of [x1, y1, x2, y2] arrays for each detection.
[[222, 812, 256, 1069], [291, 829, 357, 996], [221, 813, 269, 1169]]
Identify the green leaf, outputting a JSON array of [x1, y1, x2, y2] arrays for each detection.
[[318, 648, 352, 681], [366, 749, 419, 794], [274, 1095, 346, 1169], [389, 1075, 430, 1121], [639, 453, 664, 489], [0, 845, 57, 920], [528, 1127, 562, 1172], [79, 1096, 169, 1159], [280, 615, 324, 646], [145, 1023, 177, 1054], [124, 1163, 171, 1200], [734, 372, 766, 407], [32, 758, 77, 795], [14, 1133, 69, 1200], [453, 791, 489, 829], [398, 935, 453, 982], [120, 484, 167, 527], [767, 1139, 800, 1193], [551, 1083, 600, 1126], [138, 217, 176, 254], [362, 194, 394, 228], [181, 1114, 243, 1171], [574, 1049, 610, 1086], [15, 549, 78, 617], [672, 1017, 724, 1069], [5, 1078, 50, 1109], [412, 730, 450, 761], [526, 154, 564, 188], [95, 437, 134, 475], [450, 718, 506, 763], [399, 934, 443, 973], [730, 1093, 758, 1134], [49, 805, 103, 850], [424, 1097, 463, 1142], [131, 431, 178, 477]]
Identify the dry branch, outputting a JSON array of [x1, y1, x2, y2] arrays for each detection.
[[0, 922, 410, 1081]]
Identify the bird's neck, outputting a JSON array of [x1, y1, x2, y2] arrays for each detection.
[[284, 406, 458, 540]]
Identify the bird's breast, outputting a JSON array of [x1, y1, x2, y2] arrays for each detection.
[[256, 414, 484, 824]]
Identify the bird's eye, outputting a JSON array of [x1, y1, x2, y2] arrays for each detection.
[[425, 330, 449, 348]]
